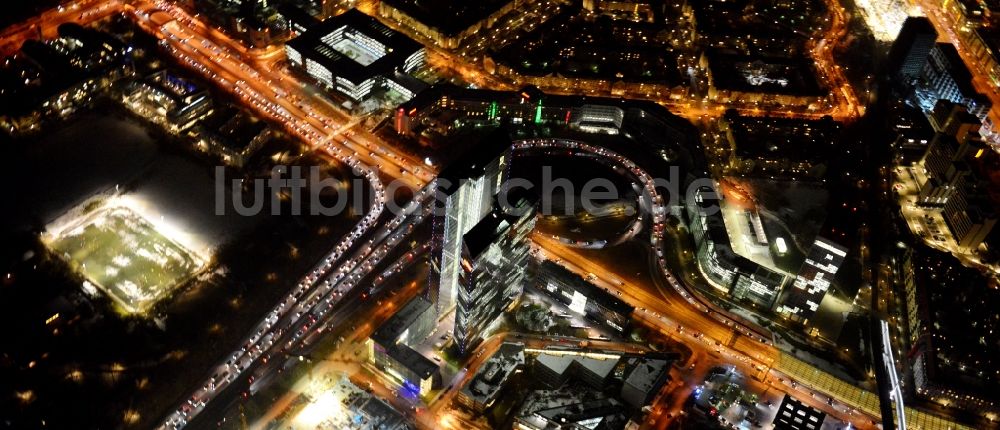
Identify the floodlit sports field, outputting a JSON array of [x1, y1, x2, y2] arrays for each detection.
[[46, 199, 205, 314]]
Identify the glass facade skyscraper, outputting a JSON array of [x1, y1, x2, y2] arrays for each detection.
[[430, 131, 512, 318], [453, 192, 537, 354]]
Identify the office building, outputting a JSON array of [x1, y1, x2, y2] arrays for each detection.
[[429, 130, 513, 317], [285, 9, 426, 102], [773, 394, 826, 430], [917, 134, 973, 207], [391, 85, 701, 160], [533, 352, 620, 389], [942, 181, 998, 250], [568, 104, 625, 134], [901, 246, 1000, 415], [121, 70, 213, 132], [916, 107, 988, 208], [778, 237, 847, 322], [535, 261, 634, 335], [890, 101, 936, 165], [619, 356, 672, 409], [915, 43, 992, 121], [454, 191, 537, 354], [515, 398, 626, 430], [887, 17, 938, 84], [276, 3, 321, 34], [457, 342, 525, 412], [687, 186, 789, 309], [368, 296, 440, 395]]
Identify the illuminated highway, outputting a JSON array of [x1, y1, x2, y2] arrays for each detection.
[[0, 0, 123, 55], [509, 138, 878, 428]]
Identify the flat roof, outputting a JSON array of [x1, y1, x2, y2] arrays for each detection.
[[533, 398, 624, 427], [371, 296, 433, 346], [623, 358, 671, 393], [436, 127, 512, 195], [286, 9, 422, 83], [773, 394, 826, 430], [463, 190, 535, 259], [538, 260, 635, 316], [385, 343, 438, 379], [461, 342, 525, 403]]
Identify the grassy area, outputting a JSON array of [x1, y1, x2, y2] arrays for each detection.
[[47, 203, 203, 314]]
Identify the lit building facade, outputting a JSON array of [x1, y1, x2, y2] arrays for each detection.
[[535, 261, 634, 335], [568, 104, 625, 134], [915, 43, 992, 122], [430, 130, 512, 317], [285, 9, 426, 102], [900, 246, 1000, 415], [686, 186, 788, 309], [454, 191, 537, 354], [887, 17, 937, 83], [368, 296, 440, 396], [777, 237, 847, 322]]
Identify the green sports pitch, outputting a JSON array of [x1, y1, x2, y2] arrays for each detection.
[[47, 204, 204, 314]]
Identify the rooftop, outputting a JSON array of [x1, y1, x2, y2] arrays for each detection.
[[462, 190, 536, 259], [461, 342, 525, 405], [371, 296, 433, 346], [537, 261, 635, 316], [773, 394, 826, 430], [622, 357, 671, 393], [436, 127, 513, 195], [536, 352, 619, 381], [286, 9, 422, 83]]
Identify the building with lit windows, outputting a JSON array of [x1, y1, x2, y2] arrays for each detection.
[[285, 9, 426, 102], [391, 85, 702, 169], [378, 0, 522, 49], [429, 129, 513, 318], [777, 237, 847, 322], [686, 186, 789, 309], [887, 17, 937, 83], [915, 43, 992, 122], [535, 261, 634, 335], [915, 104, 991, 221], [699, 49, 829, 109], [121, 70, 213, 133], [568, 104, 625, 134], [457, 342, 525, 412], [900, 245, 1000, 415], [773, 394, 826, 430], [942, 181, 997, 250], [1, 24, 129, 135], [453, 190, 537, 354], [890, 101, 935, 165], [368, 296, 440, 396], [719, 111, 841, 179]]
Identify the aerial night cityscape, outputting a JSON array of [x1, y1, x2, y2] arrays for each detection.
[[3, 0, 1000, 429]]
